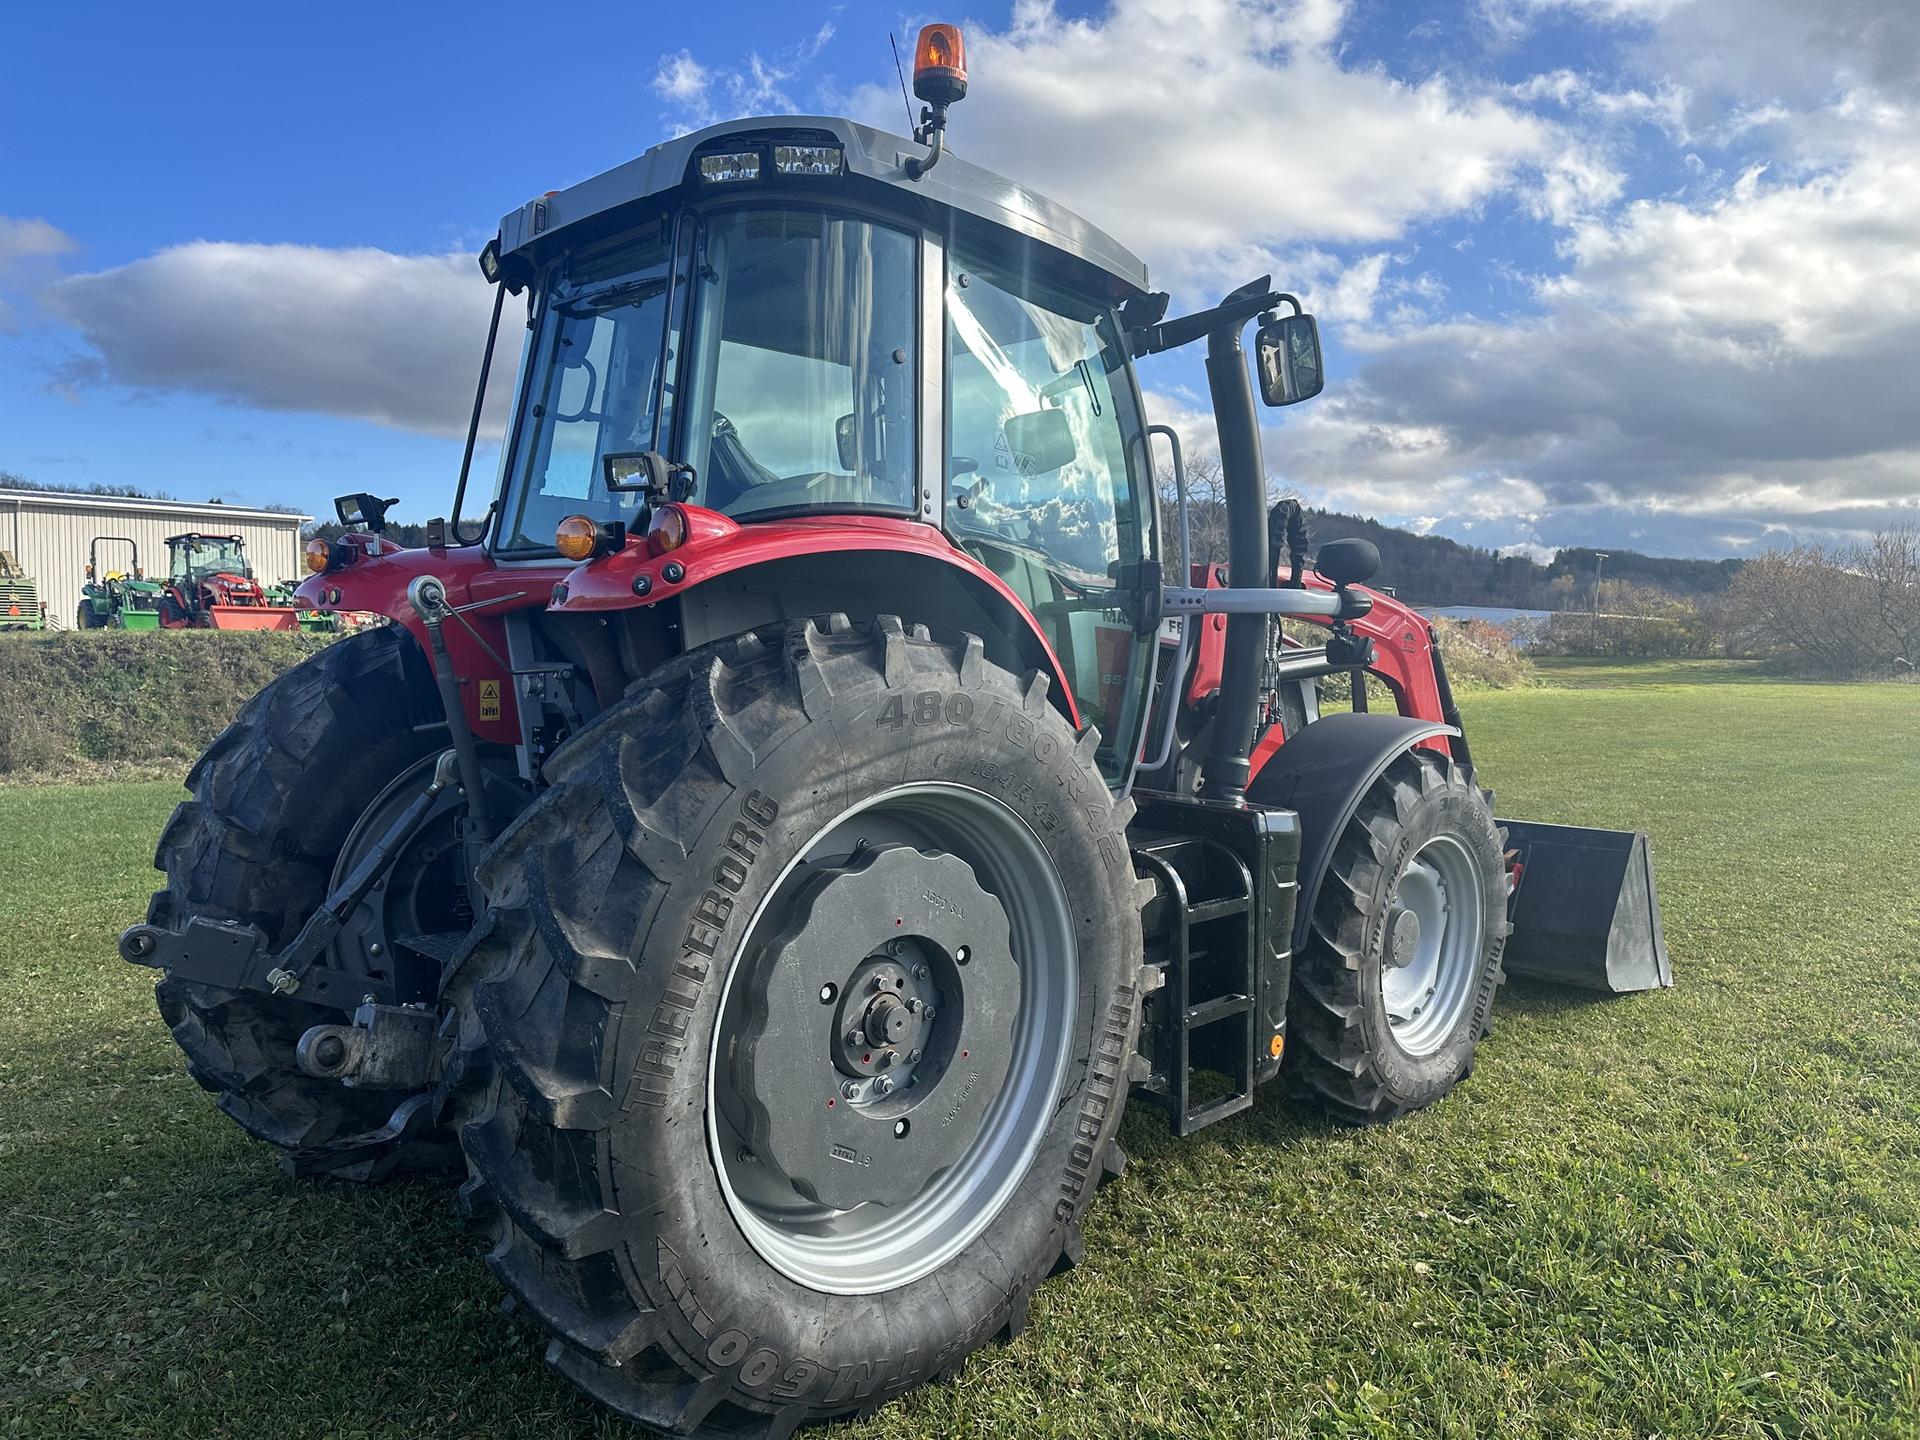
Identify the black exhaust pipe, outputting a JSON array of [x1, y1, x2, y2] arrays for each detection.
[[1197, 300, 1270, 804]]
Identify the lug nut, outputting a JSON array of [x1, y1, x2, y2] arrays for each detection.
[[907, 1048, 922, 1063], [905, 997, 921, 1014], [878, 1050, 895, 1068], [922, 1008, 936, 1022], [846, 1028, 863, 1047], [914, 964, 930, 981], [956, 945, 971, 965], [874, 1075, 895, 1095], [841, 1080, 860, 1100]]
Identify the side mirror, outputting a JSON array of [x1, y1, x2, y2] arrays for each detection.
[[1255, 312, 1325, 407], [334, 493, 399, 533], [835, 413, 858, 472], [1315, 538, 1379, 588], [1000, 408, 1078, 476], [604, 450, 695, 502], [604, 451, 671, 494]]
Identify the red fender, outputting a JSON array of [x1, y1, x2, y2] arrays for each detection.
[[295, 543, 566, 743], [1178, 563, 1449, 783], [551, 509, 1081, 726]]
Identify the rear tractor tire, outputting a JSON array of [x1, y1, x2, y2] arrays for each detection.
[[1286, 747, 1508, 1124], [449, 615, 1148, 1437], [148, 625, 461, 1181]]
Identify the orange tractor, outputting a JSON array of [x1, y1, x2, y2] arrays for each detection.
[[123, 27, 1666, 1436], [157, 531, 311, 630]]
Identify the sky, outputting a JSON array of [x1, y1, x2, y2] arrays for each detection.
[[2, 0, 1916, 561]]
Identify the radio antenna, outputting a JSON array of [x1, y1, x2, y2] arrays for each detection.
[[889, 33, 915, 132]]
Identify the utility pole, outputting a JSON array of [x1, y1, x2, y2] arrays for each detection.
[[1592, 551, 1609, 652]]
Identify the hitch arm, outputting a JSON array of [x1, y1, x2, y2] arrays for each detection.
[[120, 751, 461, 1005]]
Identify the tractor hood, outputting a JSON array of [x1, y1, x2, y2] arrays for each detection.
[[495, 115, 1150, 300]]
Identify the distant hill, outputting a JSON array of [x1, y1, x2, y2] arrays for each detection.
[[1302, 509, 1742, 609]]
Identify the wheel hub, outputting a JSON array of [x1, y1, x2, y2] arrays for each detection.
[[734, 843, 1017, 1211]]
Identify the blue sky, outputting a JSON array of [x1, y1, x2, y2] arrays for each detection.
[[4, 0, 1915, 559]]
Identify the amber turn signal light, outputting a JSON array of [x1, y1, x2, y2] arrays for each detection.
[[554, 514, 599, 561], [647, 503, 690, 555], [304, 538, 333, 575]]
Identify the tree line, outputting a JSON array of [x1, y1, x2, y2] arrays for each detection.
[[1155, 458, 1740, 608]]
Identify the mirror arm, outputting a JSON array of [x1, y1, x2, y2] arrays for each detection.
[[450, 277, 509, 547], [1131, 276, 1280, 357]]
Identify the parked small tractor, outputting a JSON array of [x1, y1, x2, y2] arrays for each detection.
[[123, 28, 1668, 1436], [76, 536, 164, 629], [157, 531, 315, 631], [0, 549, 46, 630]]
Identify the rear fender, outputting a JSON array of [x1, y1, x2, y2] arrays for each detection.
[[294, 546, 568, 743], [1244, 713, 1457, 952], [552, 514, 1080, 726]]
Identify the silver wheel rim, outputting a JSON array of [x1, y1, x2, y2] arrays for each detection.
[[707, 783, 1076, 1295], [1380, 834, 1484, 1056]]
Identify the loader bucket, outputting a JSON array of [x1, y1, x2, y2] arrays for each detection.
[[1497, 819, 1671, 993], [117, 610, 160, 631], [204, 605, 300, 632]]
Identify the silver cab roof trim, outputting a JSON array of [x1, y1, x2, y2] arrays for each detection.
[[497, 114, 1150, 295]]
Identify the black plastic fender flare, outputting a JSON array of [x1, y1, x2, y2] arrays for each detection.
[[1245, 713, 1460, 953]]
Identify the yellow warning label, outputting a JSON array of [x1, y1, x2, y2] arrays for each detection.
[[478, 679, 502, 721]]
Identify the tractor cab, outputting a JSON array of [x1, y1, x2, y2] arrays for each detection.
[[167, 532, 254, 587], [480, 119, 1160, 777]]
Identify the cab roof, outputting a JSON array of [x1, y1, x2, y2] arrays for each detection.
[[496, 115, 1150, 298]]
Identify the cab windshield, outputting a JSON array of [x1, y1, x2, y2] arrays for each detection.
[[170, 537, 250, 583], [497, 206, 916, 550]]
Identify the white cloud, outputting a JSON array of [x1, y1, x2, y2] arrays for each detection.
[[0, 216, 77, 330], [847, 0, 1558, 297], [653, 50, 712, 105], [0, 216, 74, 268], [46, 242, 508, 436], [1260, 105, 1920, 553]]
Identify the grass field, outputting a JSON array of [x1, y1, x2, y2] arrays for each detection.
[[3, 662, 1918, 1438]]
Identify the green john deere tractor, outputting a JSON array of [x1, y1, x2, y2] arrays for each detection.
[[76, 537, 165, 630]]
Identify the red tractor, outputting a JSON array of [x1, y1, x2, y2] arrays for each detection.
[[158, 531, 304, 630], [123, 28, 1666, 1436]]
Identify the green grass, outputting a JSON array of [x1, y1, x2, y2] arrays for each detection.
[[4, 666, 1919, 1438]]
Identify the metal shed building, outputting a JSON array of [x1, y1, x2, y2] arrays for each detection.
[[0, 489, 311, 630]]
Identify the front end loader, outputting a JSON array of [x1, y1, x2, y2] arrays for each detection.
[[122, 28, 1667, 1436]]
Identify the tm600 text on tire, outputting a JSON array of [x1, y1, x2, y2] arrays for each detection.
[[148, 626, 461, 1180], [1287, 747, 1509, 1124], [450, 615, 1147, 1436]]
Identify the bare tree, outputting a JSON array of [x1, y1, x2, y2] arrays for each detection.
[[1861, 523, 1920, 668], [1725, 534, 1914, 677], [1156, 453, 1229, 573]]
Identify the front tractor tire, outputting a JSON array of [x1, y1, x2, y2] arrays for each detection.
[[1286, 748, 1509, 1124], [149, 626, 456, 1180], [450, 616, 1147, 1437]]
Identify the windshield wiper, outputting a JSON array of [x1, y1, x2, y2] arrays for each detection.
[[559, 275, 670, 315]]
